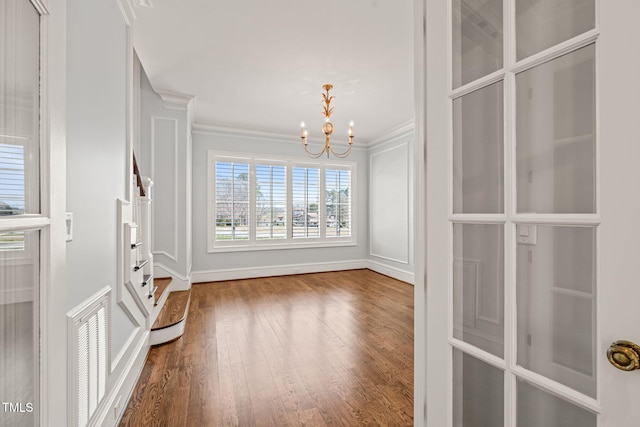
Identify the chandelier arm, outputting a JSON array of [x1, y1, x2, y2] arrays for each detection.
[[329, 143, 352, 159], [303, 141, 328, 159]]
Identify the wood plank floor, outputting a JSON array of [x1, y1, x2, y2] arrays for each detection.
[[119, 269, 414, 427]]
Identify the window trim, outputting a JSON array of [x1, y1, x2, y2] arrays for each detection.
[[207, 150, 357, 253]]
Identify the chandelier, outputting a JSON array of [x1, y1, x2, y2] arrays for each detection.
[[300, 84, 354, 158]]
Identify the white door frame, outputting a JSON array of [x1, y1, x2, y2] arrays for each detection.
[[413, 0, 427, 425], [37, 0, 68, 424]]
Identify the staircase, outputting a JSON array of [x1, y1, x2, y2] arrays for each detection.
[[149, 277, 191, 346], [130, 153, 191, 347]]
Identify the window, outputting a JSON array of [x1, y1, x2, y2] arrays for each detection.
[[292, 166, 320, 239], [325, 168, 351, 237], [0, 143, 26, 250], [209, 152, 355, 251], [256, 163, 287, 240], [214, 160, 249, 241]]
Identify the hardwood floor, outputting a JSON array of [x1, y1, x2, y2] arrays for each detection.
[[119, 269, 414, 426]]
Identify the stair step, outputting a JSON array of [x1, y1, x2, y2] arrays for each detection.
[[151, 289, 190, 332], [153, 277, 172, 306]]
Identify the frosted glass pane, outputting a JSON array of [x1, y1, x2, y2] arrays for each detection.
[[452, 0, 503, 88], [453, 82, 504, 213], [516, 45, 595, 214], [517, 379, 596, 427], [0, 0, 40, 216], [516, 0, 595, 60], [0, 230, 39, 426], [517, 225, 596, 397], [453, 349, 503, 427], [453, 224, 504, 358]]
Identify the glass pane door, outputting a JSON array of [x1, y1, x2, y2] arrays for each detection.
[[0, 0, 41, 425], [450, 0, 597, 425], [0, 231, 39, 427]]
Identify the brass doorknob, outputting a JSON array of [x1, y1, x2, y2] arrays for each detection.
[[607, 340, 640, 371]]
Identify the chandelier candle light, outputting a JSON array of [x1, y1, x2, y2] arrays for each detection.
[[300, 84, 354, 158]]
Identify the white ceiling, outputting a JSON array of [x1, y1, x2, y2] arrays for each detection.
[[133, 0, 415, 144]]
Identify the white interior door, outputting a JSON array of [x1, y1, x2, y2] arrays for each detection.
[[420, 0, 640, 425]]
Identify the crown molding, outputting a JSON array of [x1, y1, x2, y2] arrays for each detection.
[[192, 120, 415, 150], [156, 90, 195, 111], [192, 120, 369, 150], [367, 120, 415, 148], [192, 121, 312, 144]]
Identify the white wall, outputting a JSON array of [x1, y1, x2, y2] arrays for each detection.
[[368, 128, 415, 283], [190, 128, 370, 281], [66, 1, 150, 425], [139, 70, 193, 286], [66, 0, 133, 363]]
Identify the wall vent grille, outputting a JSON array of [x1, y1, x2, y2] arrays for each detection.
[[67, 287, 110, 427]]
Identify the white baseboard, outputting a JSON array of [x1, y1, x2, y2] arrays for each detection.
[[367, 260, 415, 285], [191, 259, 414, 284], [153, 263, 191, 291], [95, 330, 149, 427], [192, 259, 369, 283]]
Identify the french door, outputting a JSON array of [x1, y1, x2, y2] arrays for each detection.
[[1, 0, 65, 425], [421, 0, 640, 426]]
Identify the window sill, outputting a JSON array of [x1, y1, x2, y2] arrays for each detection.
[[208, 238, 357, 253]]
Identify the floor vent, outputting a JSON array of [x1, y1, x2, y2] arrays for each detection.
[[67, 287, 110, 427]]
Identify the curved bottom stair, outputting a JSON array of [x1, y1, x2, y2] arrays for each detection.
[[149, 277, 191, 346]]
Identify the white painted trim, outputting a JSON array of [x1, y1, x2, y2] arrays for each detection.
[[0, 216, 50, 231], [192, 120, 370, 148], [66, 286, 111, 427], [193, 260, 381, 283], [369, 142, 411, 265], [153, 263, 191, 291], [116, 199, 147, 328], [155, 89, 195, 110], [370, 251, 410, 265], [153, 250, 177, 263], [193, 119, 415, 149], [38, 0, 68, 423], [114, 0, 136, 26], [29, 0, 49, 15], [98, 330, 149, 427], [207, 151, 357, 253], [413, 0, 427, 425], [367, 120, 415, 148], [110, 327, 140, 373], [367, 260, 415, 285], [150, 117, 179, 262]]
